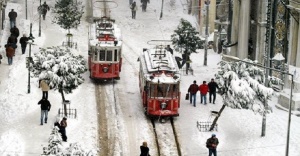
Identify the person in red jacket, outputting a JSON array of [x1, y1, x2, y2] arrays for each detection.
[[188, 80, 199, 107], [199, 81, 209, 104]]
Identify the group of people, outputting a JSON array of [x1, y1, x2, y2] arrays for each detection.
[[130, 0, 150, 19], [139, 133, 219, 156], [38, 79, 68, 142], [188, 78, 219, 107]]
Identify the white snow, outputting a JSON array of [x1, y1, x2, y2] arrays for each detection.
[[0, 0, 300, 156]]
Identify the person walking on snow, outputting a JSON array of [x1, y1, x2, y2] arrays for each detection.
[[206, 134, 219, 156], [5, 44, 15, 65], [8, 9, 17, 29], [130, 1, 137, 19], [38, 98, 51, 125], [60, 117, 68, 142], [10, 26, 20, 39], [199, 81, 209, 104], [208, 78, 219, 104], [41, 2, 50, 20], [19, 34, 29, 54], [39, 79, 50, 99], [140, 141, 150, 156], [188, 80, 199, 107]]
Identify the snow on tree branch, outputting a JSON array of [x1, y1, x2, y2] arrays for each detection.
[[31, 46, 87, 94], [216, 59, 274, 114]]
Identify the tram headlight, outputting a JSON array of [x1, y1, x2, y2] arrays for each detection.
[[103, 67, 109, 73], [161, 102, 167, 109]]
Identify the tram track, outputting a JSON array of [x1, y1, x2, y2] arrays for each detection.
[[151, 118, 182, 156]]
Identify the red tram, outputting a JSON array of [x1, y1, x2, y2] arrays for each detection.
[[88, 17, 122, 80], [139, 41, 181, 118]]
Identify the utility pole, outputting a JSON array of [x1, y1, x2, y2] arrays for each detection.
[[27, 23, 34, 93], [1, 0, 6, 30], [25, 0, 27, 19], [160, 0, 164, 19], [204, 0, 210, 66], [39, 0, 41, 37]]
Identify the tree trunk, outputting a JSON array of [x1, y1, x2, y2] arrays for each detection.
[[209, 104, 226, 131], [59, 87, 67, 117]]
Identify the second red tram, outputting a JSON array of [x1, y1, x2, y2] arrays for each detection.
[[88, 17, 122, 80], [138, 41, 181, 118]]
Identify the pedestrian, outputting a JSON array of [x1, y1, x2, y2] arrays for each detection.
[[5, 44, 15, 65], [141, 0, 149, 12], [39, 79, 50, 99], [199, 81, 209, 104], [8, 9, 17, 29], [188, 80, 199, 107], [140, 141, 150, 156], [10, 26, 20, 39], [166, 45, 173, 55], [206, 134, 219, 156], [60, 117, 68, 142], [19, 34, 29, 54], [130, 1, 137, 19], [7, 34, 18, 49], [41, 2, 50, 20], [38, 98, 51, 125], [208, 78, 219, 104]]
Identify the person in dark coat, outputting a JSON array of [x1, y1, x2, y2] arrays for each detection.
[[140, 141, 150, 156], [208, 78, 219, 104], [19, 34, 29, 54], [165, 45, 173, 55], [130, 1, 137, 19], [141, 0, 149, 12], [188, 80, 199, 107], [8, 9, 17, 28], [10, 26, 20, 39], [41, 2, 50, 20], [7, 34, 18, 49], [5, 44, 15, 65], [60, 117, 68, 142], [206, 134, 219, 156], [38, 98, 51, 125], [199, 81, 209, 104]]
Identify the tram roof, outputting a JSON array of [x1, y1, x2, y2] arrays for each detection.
[[140, 46, 181, 83], [89, 22, 122, 47]]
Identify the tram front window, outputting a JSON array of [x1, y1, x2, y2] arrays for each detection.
[[114, 49, 118, 61], [107, 50, 113, 61], [99, 50, 105, 61], [149, 84, 179, 98]]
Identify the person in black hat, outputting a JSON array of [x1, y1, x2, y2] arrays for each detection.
[[206, 134, 219, 156]]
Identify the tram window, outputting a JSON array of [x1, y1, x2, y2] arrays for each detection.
[[107, 50, 113, 61], [114, 49, 118, 61], [94, 50, 98, 61], [99, 50, 105, 61], [157, 84, 164, 97]]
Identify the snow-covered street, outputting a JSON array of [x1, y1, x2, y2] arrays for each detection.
[[0, 0, 300, 156]]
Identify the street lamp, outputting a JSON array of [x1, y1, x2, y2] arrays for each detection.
[[27, 23, 35, 93]]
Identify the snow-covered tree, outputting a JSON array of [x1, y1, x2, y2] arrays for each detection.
[[42, 126, 64, 155], [210, 59, 274, 131], [171, 18, 203, 72], [31, 46, 87, 102], [52, 0, 84, 47], [64, 143, 96, 156]]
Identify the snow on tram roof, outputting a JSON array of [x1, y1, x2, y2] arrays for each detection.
[[140, 46, 181, 83]]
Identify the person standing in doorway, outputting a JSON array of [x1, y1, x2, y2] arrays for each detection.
[[188, 80, 199, 107], [8, 9, 17, 29], [60, 117, 68, 142], [140, 141, 150, 156], [130, 1, 137, 19], [206, 134, 219, 156], [38, 98, 51, 125], [199, 81, 209, 104], [208, 78, 219, 104], [39, 79, 50, 99], [19, 34, 29, 54]]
